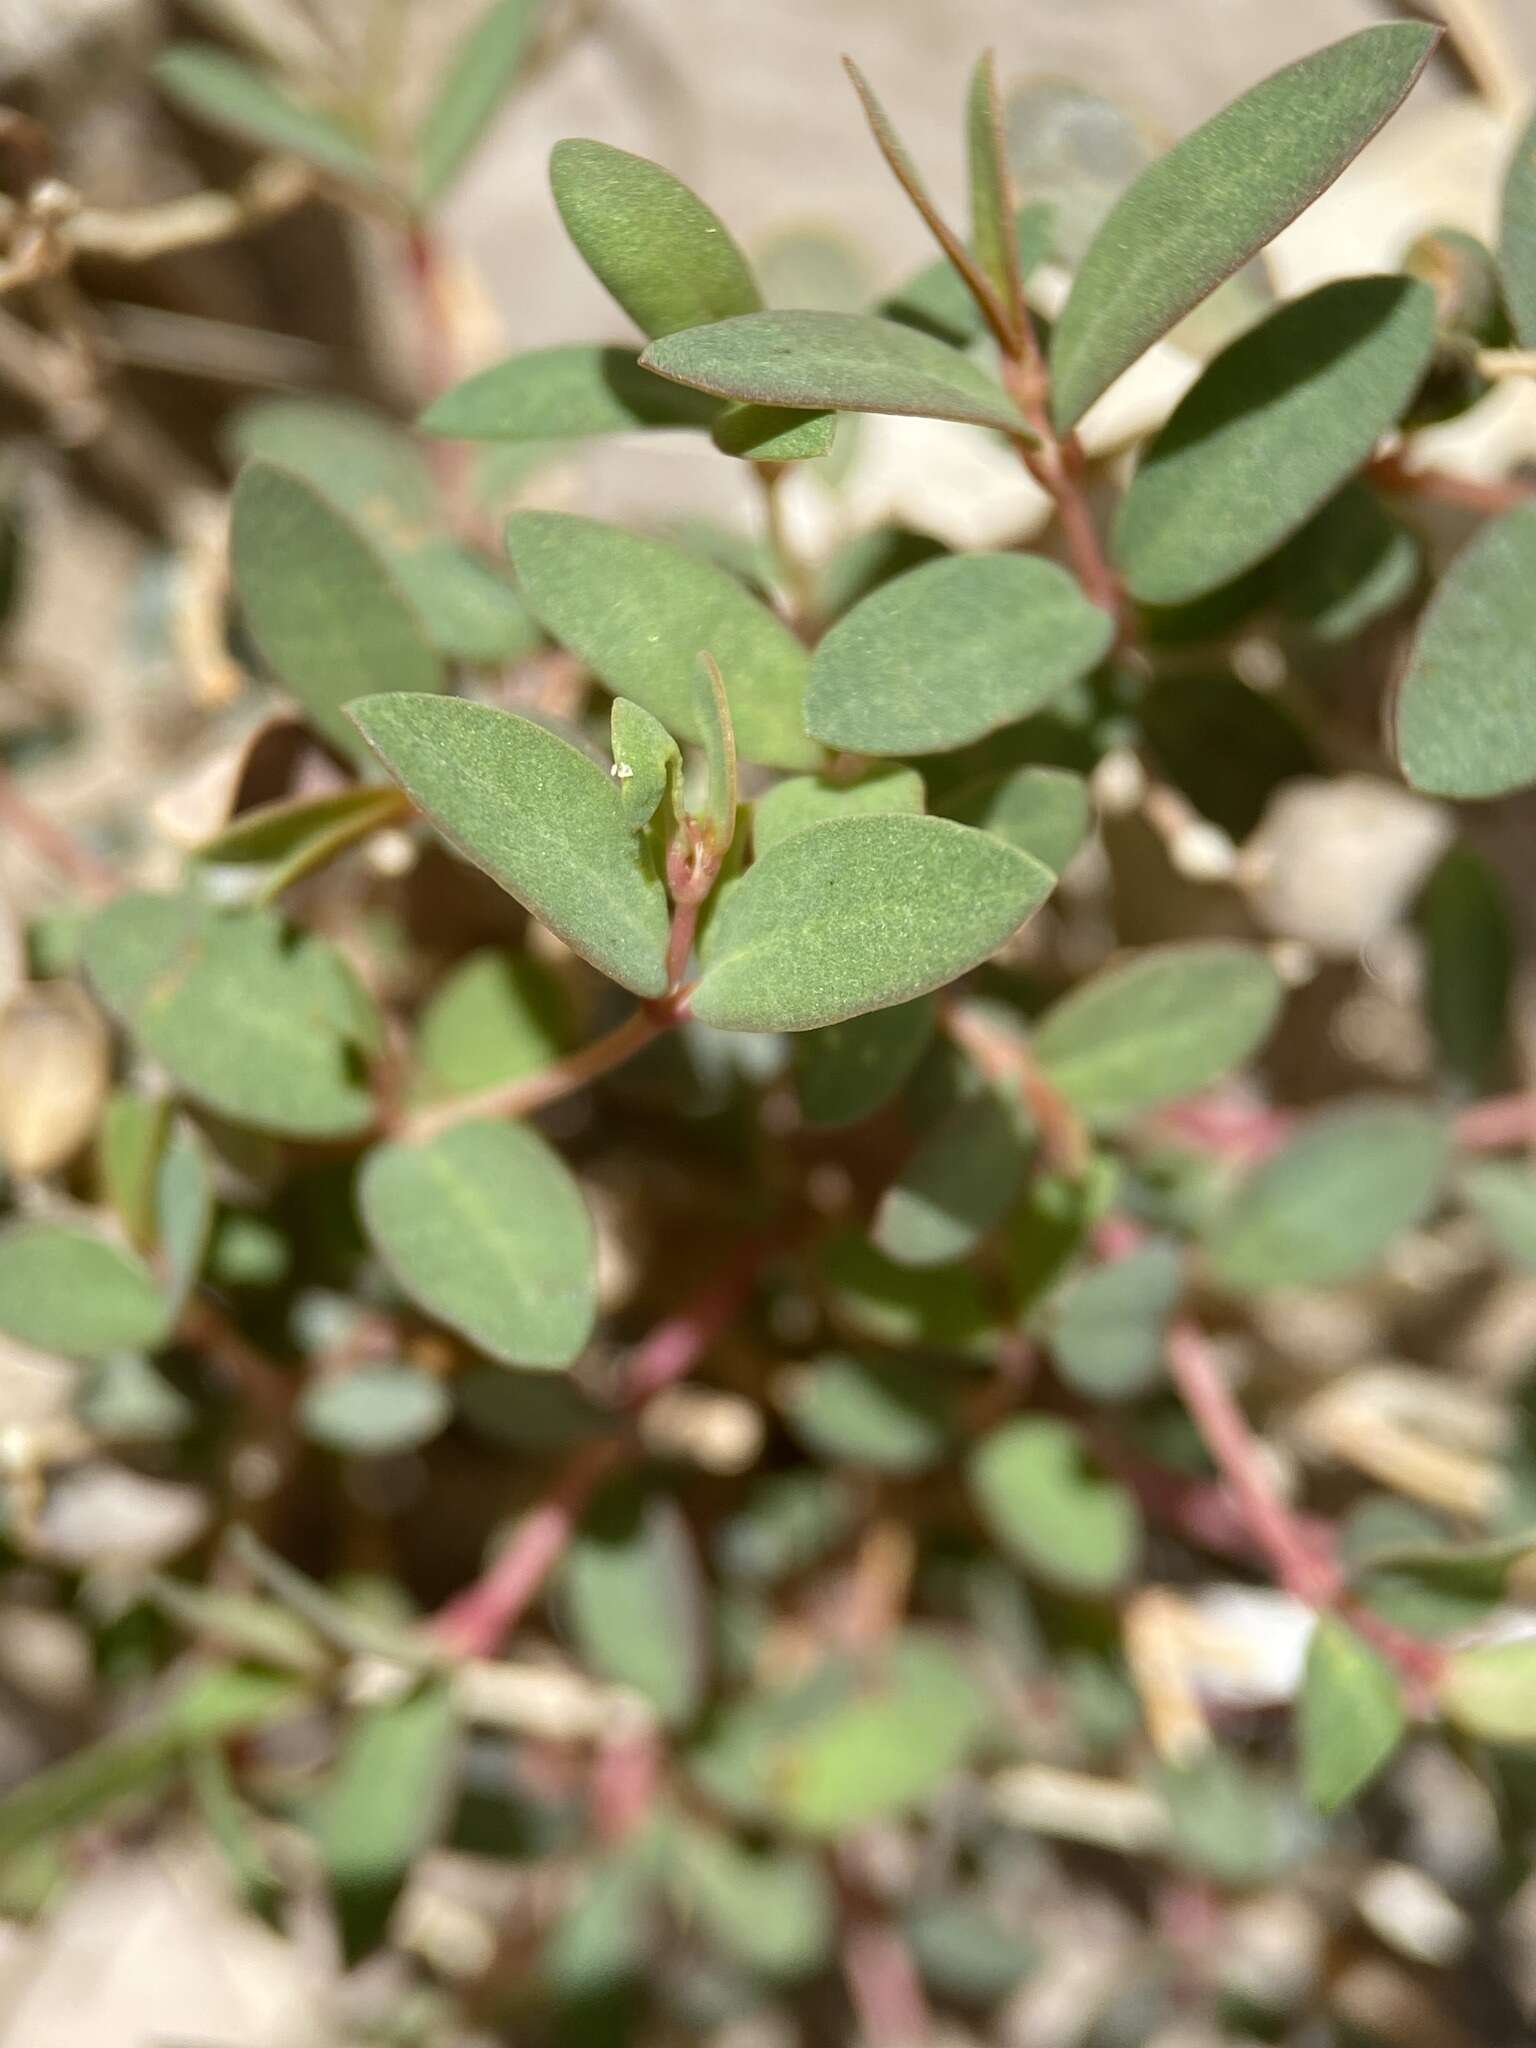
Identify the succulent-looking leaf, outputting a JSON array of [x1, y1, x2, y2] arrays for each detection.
[[1438, 1637, 1536, 1746], [414, 949, 570, 1101], [756, 765, 924, 861], [1046, 1241, 1182, 1401], [782, 1352, 953, 1474], [422, 345, 722, 441], [299, 1363, 452, 1456], [0, 1223, 171, 1360], [1299, 1617, 1405, 1812], [154, 46, 385, 189], [506, 512, 816, 770], [871, 1094, 1030, 1268], [969, 1416, 1142, 1593], [1033, 944, 1282, 1126], [1114, 277, 1435, 605], [1204, 1102, 1449, 1291], [1395, 502, 1536, 799], [415, 0, 541, 205], [794, 995, 937, 1128], [941, 764, 1091, 873], [360, 1119, 597, 1370], [351, 694, 670, 998], [710, 404, 837, 461], [550, 138, 761, 339], [691, 653, 738, 850], [1047, 24, 1438, 429], [1500, 104, 1536, 348], [563, 1480, 708, 1725], [1418, 848, 1512, 1096], [610, 699, 682, 834], [690, 814, 1054, 1033], [807, 553, 1113, 756], [641, 311, 1030, 435], [84, 893, 380, 1139], [232, 462, 442, 755]]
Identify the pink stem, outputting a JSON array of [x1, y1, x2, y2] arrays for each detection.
[[1455, 1092, 1536, 1151]]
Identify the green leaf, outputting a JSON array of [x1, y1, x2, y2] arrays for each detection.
[[360, 1118, 596, 1369], [1204, 1102, 1449, 1291], [1160, 1751, 1293, 1887], [1299, 1617, 1405, 1812], [1500, 104, 1536, 348], [641, 311, 1030, 435], [195, 785, 409, 903], [691, 653, 738, 850], [822, 1232, 992, 1353], [1345, 1515, 1535, 1638], [299, 1362, 452, 1456], [145, 1575, 328, 1679], [78, 1353, 192, 1443], [1033, 944, 1282, 1127], [690, 815, 1053, 1033], [665, 1824, 832, 1980], [906, 1898, 1037, 2004], [550, 138, 761, 339], [1271, 481, 1421, 644], [98, 1091, 169, 1250], [84, 894, 380, 1139], [1418, 849, 1512, 1096], [1394, 502, 1536, 799], [754, 765, 923, 861], [1461, 1162, 1536, 1272], [709, 404, 837, 461], [871, 1094, 1030, 1267], [415, 0, 540, 205], [231, 462, 442, 755], [1046, 1241, 1182, 1401], [967, 53, 1021, 313], [154, 1116, 213, 1321], [1438, 1638, 1536, 1746], [879, 205, 1052, 348], [421, 345, 721, 441], [807, 553, 1113, 755], [794, 995, 937, 1128], [563, 1480, 708, 1725], [969, 1416, 1142, 1593], [230, 402, 533, 665], [414, 947, 570, 1101], [0, 1223, 170, 1360], [1113, 276, 1435, 605], [1138, 672, 1314, 841], [505, 512, 815, 771], [350, 694, 670, 998], [1048, 23, 1438, 428], [940, 764, 1090, 873], [154, 45, 384, 189], [781, 1352, 952, 1474], [610, 698, 682, 834]]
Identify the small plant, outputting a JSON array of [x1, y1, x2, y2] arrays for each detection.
[[4, 9, 1536, 2042]]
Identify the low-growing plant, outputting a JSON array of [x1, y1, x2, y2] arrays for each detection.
[[3, 7, 1536, 2043]]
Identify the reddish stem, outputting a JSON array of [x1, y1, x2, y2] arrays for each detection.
[[1454, 1091, 1536, 1151], [1371, 449, 1534, 516], [619, 1230, 779, 1407], [942, 1002, 1091, 1177], [838, 1888, 932, 2047], [400, 1005, 670, 1143]]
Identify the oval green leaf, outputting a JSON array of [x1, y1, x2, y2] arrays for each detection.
[[299, 1362, 452, 1456], [414, 948, 570, 1102], [1032, 943, 1282, 1126], [0, 1223, 170, 1360], [690, 814, 1054, 1034], [1439, 1638, 1536, 1746], [562, 1479, 708, 1725], [350, 694, 670, 998], [968, 1416, 1142, 1594], [421, 345, 721, 442], [793, 995, 937, 1129], [871, 1094, 1030, 1268], [1114, 276, 1435, 605], [781, 1352, 953, 1474], [641, 311, 1029, 435], [807, 553, 1113, 756], [1300, 1617, 1405, 1813], [505, 512, 815, 771], [360, 1119, 596, 1370], [1048, 23, 1438, 428], [940, 765, 1091, 874], [1395, 502, 1536, 799]]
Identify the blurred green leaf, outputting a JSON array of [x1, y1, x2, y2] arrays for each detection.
[[1204, 1102, 1449, 1291], [1114, 277, 1434, 605], [906, 1896, 1037, 2005], [422, 345, 721, 441], [1418, 848, 1512, 1097], [299, 1362, 452, 1456], [1160, 1750, 1296, 1886], [1299, 1617, 1404, 1812], [563, 1480, 708, 1725], [1500, 103, 1536, 347], [145, 1575, 329, 1678], [1439, 1637, 1536, 1746], [969, 1416, 1142, 1593], [1048, 23, 1437, 428], [0, 1223, 170, 1360], [940, 764, 1091, 873], [665, 1822, 832, 1979], [98, 1090, 169, 1250], [551, 138, 761, 339], [794, 995, 937, 1128], [690, 816, 1053, 1032], [415, 0, 541, 205], [360, 1119, 596, 1369], [85, 894, 380, 1139], [872, 1093, 1030, 1267], [351, 694, 671, 997], [196, 785, 410, 903], [966, 54, 1019, 311], [1395, 502, 1536, 799], [1272, 481, 1420, 643], [1046, 1241, 1181, 1400], [232, 462, 442, 755], [807, 553, 1112, 756], [822, 1231, 992, 1352], [154, 45, 385, 189], [154, 1116, 214, 1321], [1033, 944, 1282, 1127], [414, 948, 571, 1101], [641, 311, 1029, 434], [506, 512, 816, 770], [1461, 1162, 1536, 1272], [781, 1352, 953, 1474], [77, 1353, 192, 1443]]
